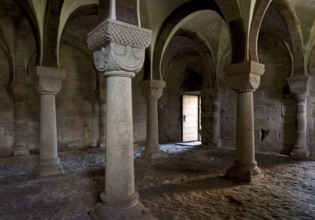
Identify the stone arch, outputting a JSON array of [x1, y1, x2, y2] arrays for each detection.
[[0, 43, 13, 85], [169, 29, 215, 88], [58, 1, 98, 67], [271, 0, 305, 76], [15, 0, 43, 65], [306, 21, 315, 74], [249, 0, 272, 62], [150, 1, 224, 80], [159, 49, 208, 143]]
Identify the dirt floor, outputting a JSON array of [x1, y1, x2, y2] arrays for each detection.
[[0, 145, 315, 220]]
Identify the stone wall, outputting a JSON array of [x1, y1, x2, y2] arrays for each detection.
[[159, 52, 208, 144], [0, 43, 147, 157], [57, 44, 98, 150], [308, 46, 315, 156], [132, 70, 147, 146], [218, 34, 295, 154], [0, 49, 15, 157]]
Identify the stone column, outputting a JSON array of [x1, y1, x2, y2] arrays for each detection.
[[33, 66, 65, 177], [7, 83, 30, 156], [287, 76, 310, 157], [209, 95, 222, 147], [225, 61, 265, 182], [87, 19, 152, 219], [141, 79, 166, 160]]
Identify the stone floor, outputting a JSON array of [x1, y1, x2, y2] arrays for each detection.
[[0, 145, 315, 219]]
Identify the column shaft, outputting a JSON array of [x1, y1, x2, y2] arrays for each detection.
[[210, 100, 221, 147], [226, 91, 262, 181], [105, 76, 135, 197], [14, 102, 29, 155], [296, 96, 307, 146], [286, 76, 310, 158], [291, 96, 309, 157], [140, 80, 165, 160], [39, 94, 58, 160], [146, 99, 159, 151], [7, 83, 30, 156], [34, 93, 63, 176], [235, 92, 255, 164]]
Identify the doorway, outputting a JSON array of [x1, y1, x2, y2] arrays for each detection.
[[182, 94, 200, 142]]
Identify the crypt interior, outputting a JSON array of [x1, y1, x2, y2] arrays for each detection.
[[1, 0, 315, 219]]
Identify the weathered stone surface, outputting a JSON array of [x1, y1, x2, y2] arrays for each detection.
[[34, 66, 66, 177], [141, 80, 166, 160], [87, 17, 152, 219]]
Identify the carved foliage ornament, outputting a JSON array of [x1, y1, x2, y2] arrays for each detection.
[[93, 42, 145, 73]]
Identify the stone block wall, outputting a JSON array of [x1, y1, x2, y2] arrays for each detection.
[[218, 35, 296, 154], [0, 87, 14, 157], [0, 48, 15, 157], [308, 48, 315, 156], [56, 45, 98, 150], [132, 71, 147, 146], [0, 43, 147, 157]]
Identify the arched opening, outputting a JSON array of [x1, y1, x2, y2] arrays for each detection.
[[158, 10, 229, 147]]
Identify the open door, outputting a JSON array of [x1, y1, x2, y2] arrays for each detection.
[[182, 95, 200, 142]]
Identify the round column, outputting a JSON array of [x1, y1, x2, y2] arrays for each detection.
[[287, 76, 310, 158], [210, 99, 222, 147], [141, 80, 165, 160], [224, 61, 264, 182], [87, 19, 152, 219], [8, 83, 30, 156], [105, 73, 136, 197], [33, 66, 65, 177], [290, 95, 309, 157]]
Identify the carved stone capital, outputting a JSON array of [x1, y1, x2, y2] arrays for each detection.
[[87, 19, 151, 75], [35, 66, 66, 95], [93, 42, 145, 73], [6, 83, 30, 103], [87, 19, 151, 51], [286, 76, 311, 97], [225, 61, 265, 92], [141, 80, 166, 100]]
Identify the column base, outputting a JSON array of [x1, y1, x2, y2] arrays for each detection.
[[290, 146, 310, 158], [13, 145, 30, 156], [89, 192, 153, 220], [208, 139, 222, 148], [97, 138, 106, 148], [34, 158, 64, 177], [141, 150, 166, 161], [225, 162, 263, 182]]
